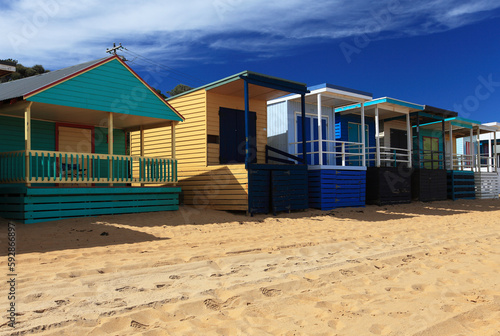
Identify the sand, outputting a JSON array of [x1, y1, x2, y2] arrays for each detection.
[[1, 199, 500, 336]]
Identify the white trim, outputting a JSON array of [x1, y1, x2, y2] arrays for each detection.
[[293, 111, 329, 165], [308, 165, 367, 171]]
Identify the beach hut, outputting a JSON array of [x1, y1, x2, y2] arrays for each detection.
[[267, 84, 375, 210], [131, 71, 310, 215], [0, 55, 184, 223], [406, 106, 458, 201], [0, 60, 16, 78], [444, 119, 499, 199], [335, 98, 424, 205]]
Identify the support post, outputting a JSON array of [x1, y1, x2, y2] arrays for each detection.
[[374, 106, 380, 167], [317, 94, 323, 166], [416, 113, 420, 168], [108, 112, 114, 186], [476, 127, 480, 171], [470, 128, 475, 171], [140, 125, 144, 186], [495, 131, 498, 170], [361, 102, 366, 167], [406, 113, 412, 168], [25, 102, 33, 186], [244, 79, 250, 168], [332, 102, 336, 165], [449, 122, 453, 170], [301, 94, 307, 165], [171, 122, 176, 160], [488, 132, 492, 172], [441, 120, 446, 170], [171, 121, 177, 185], [140, 126, 144, 157]]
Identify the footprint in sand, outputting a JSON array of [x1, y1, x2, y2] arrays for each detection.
[[204, 299, 221, 310], [130, 320, 149, 329], [261, 287, 281, 297]]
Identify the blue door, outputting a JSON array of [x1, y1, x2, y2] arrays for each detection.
[[219, 108, 257, 164]]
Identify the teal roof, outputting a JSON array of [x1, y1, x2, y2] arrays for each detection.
[[335, 97, 424, 113], [1, 56, 183, 122]]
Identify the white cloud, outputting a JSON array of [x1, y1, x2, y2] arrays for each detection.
[[0, 0, 499, 69]]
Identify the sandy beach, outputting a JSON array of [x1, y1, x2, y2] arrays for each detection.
[[1, 199, 500, 336]]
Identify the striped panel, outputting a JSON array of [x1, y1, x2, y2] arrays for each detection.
[[447, 170, 475, 200], [474, 172, 499, 199], [308, 169, 366, 210], [0, 186, 181, 224]]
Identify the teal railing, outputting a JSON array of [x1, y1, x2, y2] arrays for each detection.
[[0, 150, 177, 184]]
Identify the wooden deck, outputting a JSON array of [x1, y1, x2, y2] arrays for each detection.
[[0, 186, 180, 224]]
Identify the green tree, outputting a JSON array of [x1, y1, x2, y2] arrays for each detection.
[[0, 59, 50, 83], [166, 84, 193, 98]]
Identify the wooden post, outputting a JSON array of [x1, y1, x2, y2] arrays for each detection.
[[140, 125, 144, 186], [171, 121, 177, 185], [361, 102, 366, 167], [25, 102, 33, 186], [444, 119, 446, 170], [488, 132, 492, 172], [470, 127, 475, 171], [416, 113, 420, 168], [476, 127, 480, 172], [301, 94, 307, 165], [374, 106, 380, 167], [108, 112, 114, 186], [332, 101, 336, 165], [171, 122, 176, 160], [494, 131, 498, 170], [406, 113, 412, 168], [449, 122, 453, 170], [244, 79, 250, 168], [317, 94, 323, 166]]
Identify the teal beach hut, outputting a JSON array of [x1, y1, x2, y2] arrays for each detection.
[[0, 55, 184, 223]]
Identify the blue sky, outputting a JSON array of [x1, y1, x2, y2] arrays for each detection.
[[1, 0, 500, 122]]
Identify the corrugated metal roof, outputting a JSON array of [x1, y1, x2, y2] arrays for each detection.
[[0, 56, 111, 101]]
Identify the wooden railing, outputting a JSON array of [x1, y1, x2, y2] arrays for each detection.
[[0, 150, 177, 184]]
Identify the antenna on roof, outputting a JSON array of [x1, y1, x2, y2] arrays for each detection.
[[106, 43, 124, 56]]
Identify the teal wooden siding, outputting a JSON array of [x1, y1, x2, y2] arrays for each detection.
[[0, 186, 181, 224], [27, 59, 182, 121], [94, 127, 126, 155], [0, 115, 55, 152]]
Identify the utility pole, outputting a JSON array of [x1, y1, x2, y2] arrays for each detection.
[[106, 43, 123, 55]]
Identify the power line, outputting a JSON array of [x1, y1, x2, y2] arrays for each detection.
[[121, 47, 206, 87]]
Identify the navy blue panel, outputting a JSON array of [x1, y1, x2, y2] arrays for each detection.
[[308, 169, 366, 210], [219, 108, 256, 164]]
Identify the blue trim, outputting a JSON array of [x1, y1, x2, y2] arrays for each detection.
[[244, 79, 250, 167], [240, 74, 310, 95], [308, 83, 373, 98]]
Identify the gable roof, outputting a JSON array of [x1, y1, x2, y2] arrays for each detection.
[[0, 56, 184, 121]]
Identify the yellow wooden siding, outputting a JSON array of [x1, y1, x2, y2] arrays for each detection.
[[130, 89, 207, 167], [58, 126, 93, 153], [179, 164, 248, 211], [206, 92, 268, 165], [130, 88, 252, 211]]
